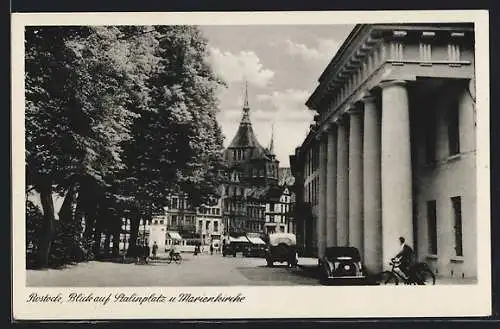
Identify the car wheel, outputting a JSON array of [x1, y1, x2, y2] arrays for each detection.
[[266, 259, 273, 267]]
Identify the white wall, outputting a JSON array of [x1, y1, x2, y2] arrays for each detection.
[[415, 85, 477, 279]]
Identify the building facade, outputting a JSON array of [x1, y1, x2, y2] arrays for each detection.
[[196, 199, 223, 244], [263, 185, 293, 234], [290, 23, 476, 280], [221, 83, 280, 235]]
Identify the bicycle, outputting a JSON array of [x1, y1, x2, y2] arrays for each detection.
[[379, 258, 436, 285], [166, 251, 182, 264]]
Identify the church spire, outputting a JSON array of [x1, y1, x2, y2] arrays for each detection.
[[243, 80, 249, 109], [241, 80, 251, 125], [269, 122, 275, 153]]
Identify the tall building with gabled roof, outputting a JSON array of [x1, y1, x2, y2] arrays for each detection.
[[221, 82, 280, 235]]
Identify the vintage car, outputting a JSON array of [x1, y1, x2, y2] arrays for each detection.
[[265, 233, 298, 267], [243, 234, 267, 258], [318, 246, 371, 285], [222, 236, 251, 257]]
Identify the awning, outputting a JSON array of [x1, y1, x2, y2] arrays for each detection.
[[247, 236, 266, 245], [167, 231, 183, 240]]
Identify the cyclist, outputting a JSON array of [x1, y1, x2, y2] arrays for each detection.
[[392, 236, 414, 280]]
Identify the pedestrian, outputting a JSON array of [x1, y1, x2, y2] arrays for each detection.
[[143, 243, 149, 264], [152, 241, 158, 259], [210, 244, 214, 255]]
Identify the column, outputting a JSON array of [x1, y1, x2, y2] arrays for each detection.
[[326, 124, 337, 247], [348, 105, 364, 255], [336, 116, 349, 246], [380, 80, 413, 269], [317, 135, 327, 258], [362, 93, 382, 274]]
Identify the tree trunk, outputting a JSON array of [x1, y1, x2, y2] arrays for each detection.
[[58, 181, 78, 222], [103, 232, 111, 258], [36, 181, 55, 268], [92, 222, 102, 259], [126, 214, 140, 257], [112, 224, 121, 258]]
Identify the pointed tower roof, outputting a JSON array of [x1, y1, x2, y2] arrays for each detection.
[[227, 82, 267, 153], [269, 122, 275, 154]]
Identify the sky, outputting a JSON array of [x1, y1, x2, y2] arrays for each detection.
[[200, 25, 354, 167]]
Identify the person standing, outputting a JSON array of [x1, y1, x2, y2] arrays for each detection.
[[210, 244, 214, 255], [152, 241, 158, 259]]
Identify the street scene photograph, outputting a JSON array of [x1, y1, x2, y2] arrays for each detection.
[[23, 22, 479, 288]]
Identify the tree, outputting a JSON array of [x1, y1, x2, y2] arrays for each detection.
[[120, 26, 226, 252], [25, 26, 159, 267], [25, 25, 226, 267]]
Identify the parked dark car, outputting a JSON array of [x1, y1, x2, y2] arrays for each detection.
[[265, 233, 298, 267], [319, 246, 372, 285]]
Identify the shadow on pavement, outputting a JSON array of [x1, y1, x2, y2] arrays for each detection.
[[291, 266, 320, 279]]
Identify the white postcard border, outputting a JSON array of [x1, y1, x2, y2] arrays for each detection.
[[12, 10, 491, 320]]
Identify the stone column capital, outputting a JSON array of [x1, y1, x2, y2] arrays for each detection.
[[347, 103, 363, 116], [325, 121, 338, 133], [361, 91, 376, 103], [379, 79, 407, 89], [334, 112, 349, 125], [315, 129, 328, 142]]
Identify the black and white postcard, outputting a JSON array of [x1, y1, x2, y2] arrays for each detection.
[[11, 10, 491, 320]]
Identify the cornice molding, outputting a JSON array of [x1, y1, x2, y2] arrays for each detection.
[[306, 23, 474, 112], [379, 79, 407, 89]]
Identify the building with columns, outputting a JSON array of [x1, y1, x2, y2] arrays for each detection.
[[290, 23, 476, 280]]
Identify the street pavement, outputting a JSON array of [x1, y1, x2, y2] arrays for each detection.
[[26, 252, 321, 287], [26, 252, 476, 287]]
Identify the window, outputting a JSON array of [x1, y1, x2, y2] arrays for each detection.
[[154, 220, 158, 225], [270, 215, 275, 223], [172, 197, 178, 209], [447, 99, 460, 155], [171, 215, 177, 226], [451, 196, 463, 256], [214, 221, 219, 232], [206, 221, 210, 230], [425, 110, 437, 164], [426, 200, 438, 255], [199, 220, 203, 232], [159, 220, 164, 225]]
